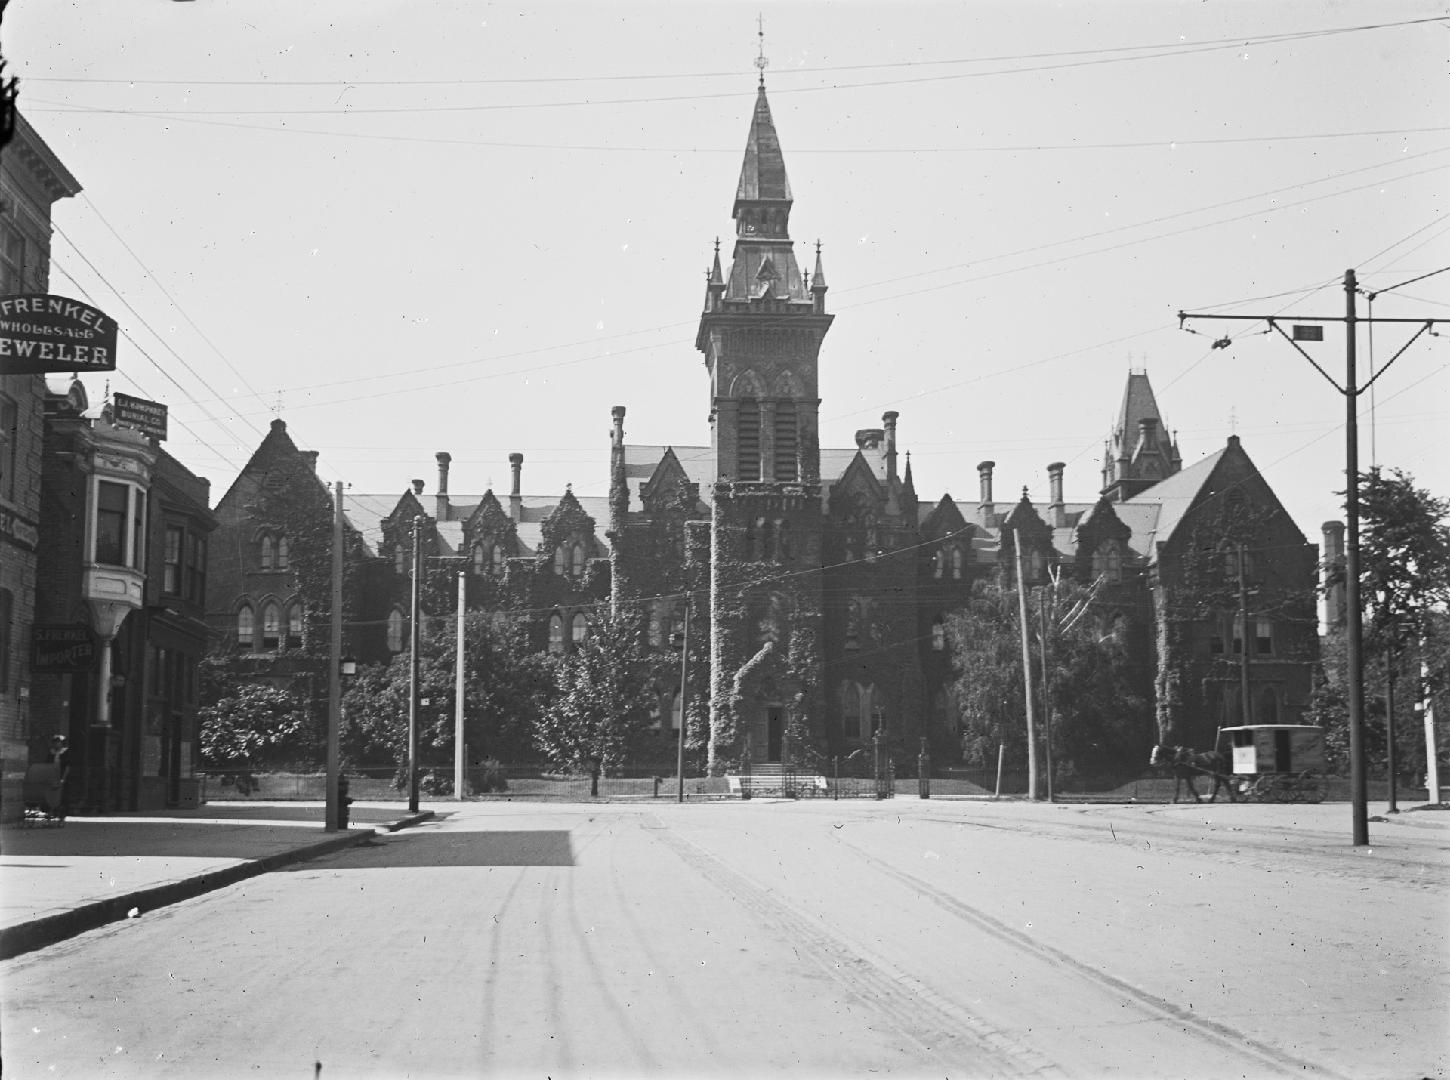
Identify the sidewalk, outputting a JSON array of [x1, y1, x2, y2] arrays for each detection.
[[0, 801, 434, 960]]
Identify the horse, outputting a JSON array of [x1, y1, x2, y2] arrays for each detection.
[[1150, 744, 1236, 803]]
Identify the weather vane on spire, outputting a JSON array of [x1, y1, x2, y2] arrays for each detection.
[[755, 13, 769, 86]]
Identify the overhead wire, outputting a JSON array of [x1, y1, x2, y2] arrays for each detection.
[[25, 15, 1443, 88]]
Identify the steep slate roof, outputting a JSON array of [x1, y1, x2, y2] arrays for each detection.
[[1116, 447, 1228, 560], [734, 84, 793, 207]]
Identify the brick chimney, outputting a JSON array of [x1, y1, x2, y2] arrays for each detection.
[[1047, 462, 1065, 527], [977, 460, 996, 526], [882, 411, 899, 484], [509, 453, 524, 522], [1321, 520, 1346, 630], [411, 479, 424, 497], [435, 452, 451, 522]]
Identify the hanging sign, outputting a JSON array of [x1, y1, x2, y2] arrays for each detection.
[[30, 625, 97, 673], [1291, 325, 1324, 342], [0, 294, 118, 375], [113, 392, 168, 440]]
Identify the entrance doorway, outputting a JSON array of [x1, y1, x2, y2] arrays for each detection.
[[766, 708, 783, 763]]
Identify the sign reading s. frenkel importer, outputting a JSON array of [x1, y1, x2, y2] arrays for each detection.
[[0, 294, 118, 375]]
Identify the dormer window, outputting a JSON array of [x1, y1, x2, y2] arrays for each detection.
[[493, 544, 507, 574], [395, 545, 407, 574], [548, 614, 565, 654], [554, 545, 568, 577]]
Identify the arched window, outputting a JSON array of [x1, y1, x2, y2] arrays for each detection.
[[261, 602, 281, 649], [473, 544, 486, 574], [260, 534, 275, 571], [492, 544, 507, 574], [286, 604, 303, 648], [950, 546, 965, 580], [669, 689, 683, 731], [548, 614, 565, 654], [237, 606, 254, 649], [276, 535, 289, 571], [394, 545, 407, 574], [845, 599, 863, 650], [554, 546, 568, 577], [932, 617, 947, 653], [571, 541, 588, 577], [571, 613, 589, 647], [386, 608, 405, 653], [933, 548, 946, 579], [1093, 540, 1123, 583], [1026, 548, 1045, 583]]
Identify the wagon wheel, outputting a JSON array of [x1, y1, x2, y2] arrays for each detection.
[[1248, 776, 1272, 802], [1299, 771, 1326, 804], [1268, 775, 1291, 802]]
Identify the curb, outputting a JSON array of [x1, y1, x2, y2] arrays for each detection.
[[0, 811, 435, 961]]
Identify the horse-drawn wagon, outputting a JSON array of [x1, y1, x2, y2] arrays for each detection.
[[1218, 724, 1327, 803]]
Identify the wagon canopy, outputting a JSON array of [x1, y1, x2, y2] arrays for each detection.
[[1219, 725, 1326, 775]]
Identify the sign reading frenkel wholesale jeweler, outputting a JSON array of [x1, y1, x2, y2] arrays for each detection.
[[0, 294, 118, 375]]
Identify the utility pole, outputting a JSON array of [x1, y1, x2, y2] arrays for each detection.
[[1422, 641, 1441, 805], [1180, 268, 1438, 846], [408, 514, 422, 814], [326, 481, 344, 831], [1238, 543, 1254, 728], [455, 570, 466, 801], [676, 595, 691, 804], [1385, 632, 1398, 813], [1013, 528, 1040, 800], [1037, 586, 1054, 802]]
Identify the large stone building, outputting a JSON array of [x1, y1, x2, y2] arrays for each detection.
[[217, 83, 1320, 776]]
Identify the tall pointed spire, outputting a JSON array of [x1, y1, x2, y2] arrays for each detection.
[[733, 83, 793, 228]]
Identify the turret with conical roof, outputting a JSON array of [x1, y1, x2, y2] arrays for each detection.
[[1101, 370, 1182, 502]]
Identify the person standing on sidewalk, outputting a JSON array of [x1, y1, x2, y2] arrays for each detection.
[[44, 735, 71, 817]]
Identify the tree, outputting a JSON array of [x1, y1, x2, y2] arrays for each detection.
[[947, 578, 1152, 789], [199, 682, 310, 791], [534, 611, 667, 796], [1317, 469, 1450, 783], [342, 611, 552, 792]]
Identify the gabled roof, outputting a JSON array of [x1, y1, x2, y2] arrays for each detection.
[[1126, 447, 1227, 555]]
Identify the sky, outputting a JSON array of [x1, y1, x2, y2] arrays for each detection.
[[7, 1, 1447, 544]]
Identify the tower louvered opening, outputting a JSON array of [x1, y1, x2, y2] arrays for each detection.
[[773, 399, 798, 481], [738, 398, 761, 480]]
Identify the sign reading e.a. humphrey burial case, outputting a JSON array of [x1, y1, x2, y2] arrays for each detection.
[[30, 625, 97, 673], [0, 294, 118, 375], [113, 392, 168, 440]]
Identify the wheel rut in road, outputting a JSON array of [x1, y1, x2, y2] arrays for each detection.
[[831, 829, 1355, 1080], [643, 815, 1065, 1078]]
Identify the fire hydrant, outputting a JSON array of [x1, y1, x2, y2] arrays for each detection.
[[338, 773, 353, 829]]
